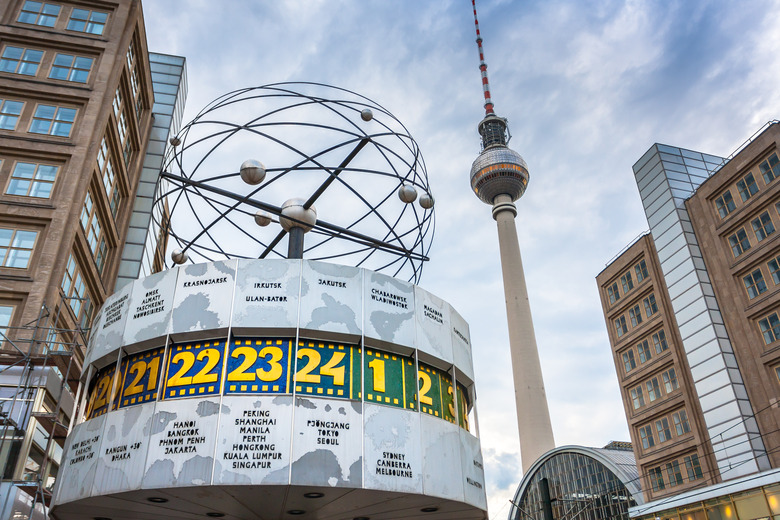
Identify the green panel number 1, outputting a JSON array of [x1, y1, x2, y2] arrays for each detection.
[[364, 348, 414, 409]]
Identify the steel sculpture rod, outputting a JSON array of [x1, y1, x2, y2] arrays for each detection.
[[303, 137, 369, 209], [259, 231, 286, 259], [169, 131, 369, 260], [159, 171, 428, 261], [258, 136, 370, 259]]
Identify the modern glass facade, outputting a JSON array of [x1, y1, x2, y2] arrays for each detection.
[[632, 473, 780, 520], [508, 445, 642, 520], [115, 52, 187, 288]]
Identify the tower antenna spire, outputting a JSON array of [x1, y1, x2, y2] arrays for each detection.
[[472, 0, 494, 115]]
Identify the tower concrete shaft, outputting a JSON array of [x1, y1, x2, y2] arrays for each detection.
[[492, 194, 555, 472]]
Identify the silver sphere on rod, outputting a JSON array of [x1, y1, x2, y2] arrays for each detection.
[[171, 248, 188, 264], [254, 210, 272, 227], [419, 193, 435, 209], [398, 184, 418, 204], [239, 159, 266, 185], [279, 198, 317, 232]]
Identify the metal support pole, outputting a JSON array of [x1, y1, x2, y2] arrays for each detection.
[[540, 477, 554, 520], [287, 227, 305, 259]]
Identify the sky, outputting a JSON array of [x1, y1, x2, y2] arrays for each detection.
[[142, 1, 780, 517]]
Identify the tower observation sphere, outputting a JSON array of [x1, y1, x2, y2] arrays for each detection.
[[469, 114, 529, 205]]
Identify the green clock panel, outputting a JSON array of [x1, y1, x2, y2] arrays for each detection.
[[294, 340, 361, 400], [363, 347, 417, 410]]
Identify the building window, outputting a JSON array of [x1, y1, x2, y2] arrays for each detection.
[[684, 454, 703, 481], [67, 8, 107, 35], [23, 445, 45, 482], [635, 259, 649, 283], [637, 339, 652, 364], [665, 461, 684, 486], [646, 377, 661, 402], [17, 1, 60, 27], [49, 54, 93, 83], [769, 257, 780, 285], [112, 88, 122, 117], [116, 112, 128, 145], [758, 312, 780, 345], [743, 268, 768, 299], [0, 228, 37, 268], [0, 46, 43, 76], [737, 173, 759, 202], [7, 162, 57, 198], [662, 367, 678, 393], [728, 228, 751, 257], [656, 418, 672, 443], [61, 254, 93, 329], [615, 316, 627, 338], [649, 467, 665, 491], [622, 350, 636, 373], [29, 105, 76, 137], [673, 409, 690, 436], [608, 282, 620, 304], [652, 329, 668, 354], [44, 460, 58, 490], [0, 99, 24, 130], [639, 425, 654, 449], [631, 386, 645, 410], [760, 153, 780, 185], [134, 88, 143, 118], [130, 67, 139, 101], [0, 306, 13, 337], [126, 40, 135, 69], [715, 190, 736, 218], [643, 294, 658, 318], [752, 211, 775, 242], [97, 139, 120, 218], [629, 305, 643, 327], [80, 192, 108, 274], [638, 340, 655, 364], [621, 272, 634, 294], [116, 111, 134, 166]]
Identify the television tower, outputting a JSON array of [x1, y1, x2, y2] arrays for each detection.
[[468, 0, 555, 472]]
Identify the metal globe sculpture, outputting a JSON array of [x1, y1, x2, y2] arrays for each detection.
[[155, 82, 434, 283]]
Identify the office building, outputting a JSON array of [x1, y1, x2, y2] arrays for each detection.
[[0, 1, 185, 518], [597, 122, 780, 519]]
